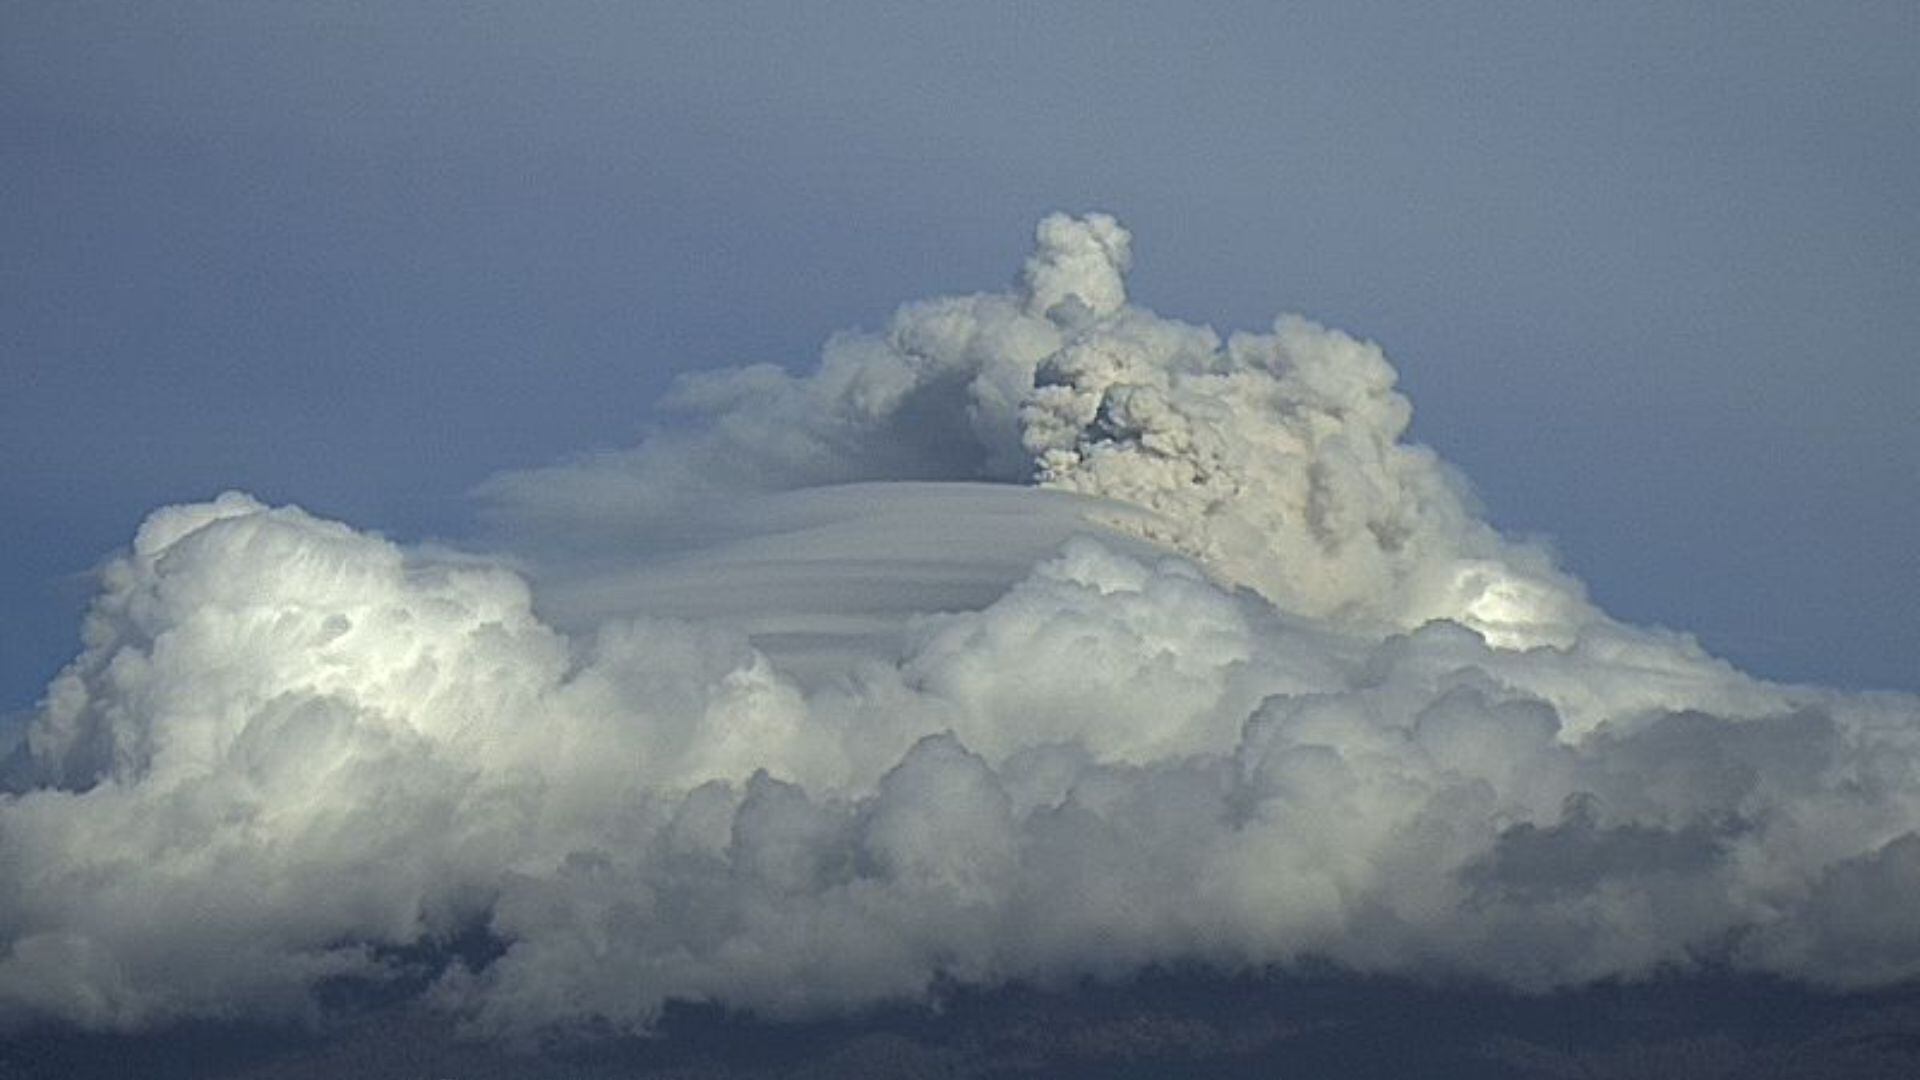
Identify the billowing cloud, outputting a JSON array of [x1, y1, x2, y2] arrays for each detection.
[[4, 215, 1917, 1036]]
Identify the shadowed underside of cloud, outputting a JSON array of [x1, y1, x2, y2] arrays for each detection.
[[2, 215, 1917, 1037], [11, 968, 1920, 1080]]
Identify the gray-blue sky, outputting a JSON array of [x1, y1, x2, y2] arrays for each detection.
[[4, 0, 1916, 705]]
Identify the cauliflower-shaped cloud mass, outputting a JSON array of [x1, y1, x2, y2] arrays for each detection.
[[4, 215, 1916, 1035]]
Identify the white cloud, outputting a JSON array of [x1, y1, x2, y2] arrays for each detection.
[[4, 215, 1918, 1035]]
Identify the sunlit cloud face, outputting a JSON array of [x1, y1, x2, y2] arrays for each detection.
[[4, 216, 1917, 1036]]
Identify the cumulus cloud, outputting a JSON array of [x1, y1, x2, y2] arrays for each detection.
[[4, 214, 1918, 1035]]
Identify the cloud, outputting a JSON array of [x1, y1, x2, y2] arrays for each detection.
[[3, 215, 1918, 1035]]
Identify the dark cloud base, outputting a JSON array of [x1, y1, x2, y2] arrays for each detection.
[[5, 968, 1917, 1080]]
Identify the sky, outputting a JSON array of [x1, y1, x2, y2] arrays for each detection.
[[4, 1, 1916, 707], [2, 1, 1920, 1067]]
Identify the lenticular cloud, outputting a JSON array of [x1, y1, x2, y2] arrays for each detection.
[[6, 215, 1919, 1034]]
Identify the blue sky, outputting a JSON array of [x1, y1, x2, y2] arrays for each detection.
[[5, 0, 1916, 705]]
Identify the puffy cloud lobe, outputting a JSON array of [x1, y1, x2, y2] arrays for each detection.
[[4, 215, 1920, 1035]]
